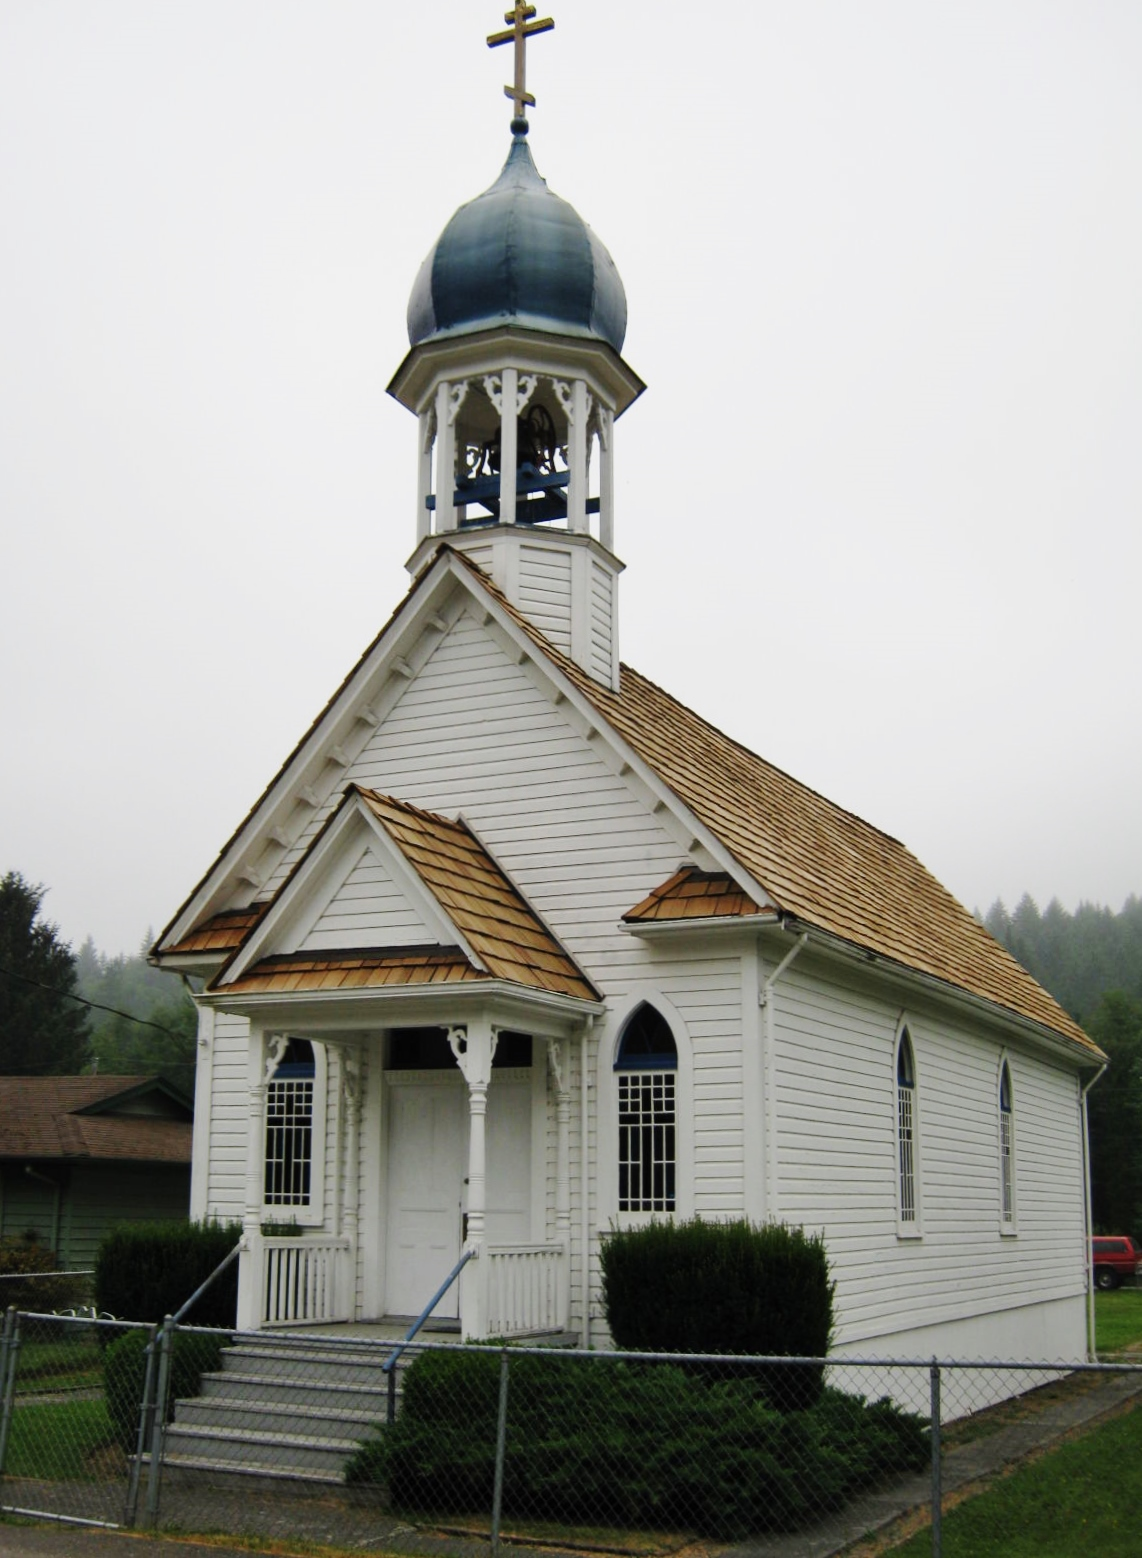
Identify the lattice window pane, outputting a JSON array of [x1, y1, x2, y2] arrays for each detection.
[[1000, 1111, 1014, 1222], [618, 1071, 676, 1212], [897, 1083, 916, 1223], [265, 1078, 314, 1206]]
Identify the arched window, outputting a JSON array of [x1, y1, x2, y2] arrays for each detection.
[[614, 1004, 677, 1212], [999, 1060, 1015, 1228], [264, 1038, 319, 1212], [896, 1028, 918, 1229]]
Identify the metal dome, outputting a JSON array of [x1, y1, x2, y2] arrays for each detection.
[[406, 133, 627, 353]]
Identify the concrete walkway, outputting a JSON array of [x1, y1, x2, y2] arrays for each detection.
[[3, 1366, 1141, 1558]]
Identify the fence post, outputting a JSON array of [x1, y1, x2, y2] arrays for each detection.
[[0, 1308, 19, 1477], [387, 1360, 398, 1426], [123, 1324, 160, 1528], [144, 1317, 175, 1527], [929, 1359, 942, 1558], [490, 1348, 511, 1557]]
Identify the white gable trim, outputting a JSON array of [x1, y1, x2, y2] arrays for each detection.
[[215, 791, 487, 988]]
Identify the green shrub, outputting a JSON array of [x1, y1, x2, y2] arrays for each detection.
[[93, 1220, 241, 1327], [103, 1326, 226, 1453], [346, 1349, 928, 1540], [599, 1217, 834, 1407], [0, 1232, 88, 1312]]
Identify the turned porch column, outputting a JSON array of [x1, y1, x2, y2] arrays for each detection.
[[449, 1019, 498, 1337]]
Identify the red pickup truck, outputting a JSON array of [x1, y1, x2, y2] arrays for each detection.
[[1092, 1236, 1142, 1290]]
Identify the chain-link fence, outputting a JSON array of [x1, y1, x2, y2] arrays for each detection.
[[2, 1308, 1140, 1556]]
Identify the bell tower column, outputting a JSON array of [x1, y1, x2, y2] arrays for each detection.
[[498, 367, 519, 526]]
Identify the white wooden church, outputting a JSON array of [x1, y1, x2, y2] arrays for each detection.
[[154, 8, 1104, 1360]]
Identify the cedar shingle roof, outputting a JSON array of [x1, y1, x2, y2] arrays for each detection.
[[164, 906, 266, 956], [625, 867, 763, 923], [0, 1077, 193, 1164], [356, 790, 598, 1001], [452, 553, 1097, 1056], [214, 789, 599, 1004], [221, 946, 481, 995]]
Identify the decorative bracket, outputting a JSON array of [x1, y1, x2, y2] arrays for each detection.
[[447, 381, 470, 426], [263, 1033, 289, 1085], [546, 1038, 568, 1098], [448, 1024, 500, 1091]]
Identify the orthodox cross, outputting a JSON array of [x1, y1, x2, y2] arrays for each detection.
[[487, 3, 555, 125]]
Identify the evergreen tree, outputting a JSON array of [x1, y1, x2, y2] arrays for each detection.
[[0, 872, 90, 1074], [77, 933, 197, 1089], [1085, 992, 1142, 1235]]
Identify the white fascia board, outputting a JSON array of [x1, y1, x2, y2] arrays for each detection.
[[199, 979, 604, 1034], [451, 556, 779, 916], [160, 560, 464, 952], [769, 917, 1101, 1072], [215, 792, 486, 987], [620, 913, 781, 940]]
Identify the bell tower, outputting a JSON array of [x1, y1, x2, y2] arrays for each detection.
[[386, 4, 644, 691]]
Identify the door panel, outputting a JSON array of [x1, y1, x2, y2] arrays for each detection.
[[385, 1083, 467, 1318]]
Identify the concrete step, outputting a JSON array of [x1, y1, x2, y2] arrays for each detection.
[[199, 1370, 395, 1416], [174, 1393, 384, 1443], [218, 1343, 398, 1389], [162, 1422, 362, 1478]]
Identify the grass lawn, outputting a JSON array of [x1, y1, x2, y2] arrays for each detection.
[[13, 1335, 103, 1395], [3, 1398, 118, 1480], [883, 1395, 1142, 1557], [1096, 1288, 1142, 1355]]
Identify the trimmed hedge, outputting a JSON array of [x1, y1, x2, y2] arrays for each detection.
[[103, 1327, 226, 1453], [94, 1221, 241, 1328], [346, 1349, 928, 1540]]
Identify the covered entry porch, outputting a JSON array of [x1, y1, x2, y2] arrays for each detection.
[[212, 986, 595, 1342]]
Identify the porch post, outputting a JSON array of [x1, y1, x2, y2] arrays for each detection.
[[237, 1031, 285, 1330], [547, 1040, 572, 1329], [449, 1020, 498, 1338]]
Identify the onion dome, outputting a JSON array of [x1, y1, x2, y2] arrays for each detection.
[[407, 133, 627, 353]]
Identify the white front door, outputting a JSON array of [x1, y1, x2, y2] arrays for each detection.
[[385, 1080, 467, 1318]]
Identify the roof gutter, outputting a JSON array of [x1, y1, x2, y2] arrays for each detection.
[[775, 916, 1103, 1070], [759, 931, 809, 1223]]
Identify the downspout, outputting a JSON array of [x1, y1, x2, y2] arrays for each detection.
[[1081, 1062, 1107, 1361], [759, 932, 809, 1222], [580, 1015, 594, 1349]]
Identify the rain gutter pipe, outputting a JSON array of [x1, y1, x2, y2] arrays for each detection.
[[581, 1014, 594, 1349], [759, 931, 809, 1223], [1081, 1062, 1107, 1361]]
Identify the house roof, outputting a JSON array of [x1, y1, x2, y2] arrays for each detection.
[[163, 906, 266, 957], [156, 545, 1097, 1058], [220, 946, 482, 996], [0, 1077, 193, 1164], [624, 867, 764, 923], [448, 554, 1097, 1057], [212, 789, 599, 1005]]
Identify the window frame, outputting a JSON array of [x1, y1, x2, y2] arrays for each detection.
[[262, 1035, 328, 1227], [895, 1022, 922, 1239], [599, 992, 692, 1227], [998, 1054, 1017, 1235]]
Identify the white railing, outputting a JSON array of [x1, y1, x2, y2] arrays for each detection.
[[486, 1243, 566, 1336], [261, 1236, 352, 1326]]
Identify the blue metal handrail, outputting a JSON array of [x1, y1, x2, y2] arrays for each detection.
[[382, 1247, 476, 1423]]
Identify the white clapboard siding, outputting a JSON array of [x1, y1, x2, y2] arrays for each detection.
[[517, 542, 573, 654], [204, 1012, 253, 1224], [301, 846, 436, 952], [772, 953, 1087, 1348], [589, 558, 613, 684]]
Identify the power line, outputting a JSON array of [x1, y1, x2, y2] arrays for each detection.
[[0, 965, 187, 1037]]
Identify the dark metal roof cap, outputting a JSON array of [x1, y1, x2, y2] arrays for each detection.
[[407, 134, 627, 353]]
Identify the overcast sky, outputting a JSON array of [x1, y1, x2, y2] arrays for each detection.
[[2, 1, 1139, 958]]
